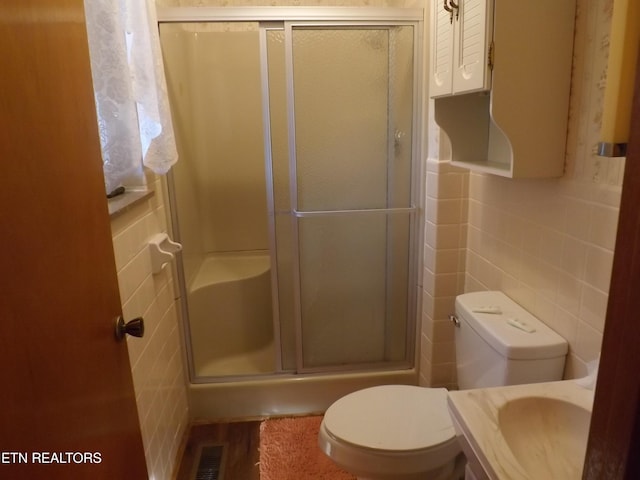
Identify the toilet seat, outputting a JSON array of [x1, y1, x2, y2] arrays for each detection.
[[319, 385, 461, 476]]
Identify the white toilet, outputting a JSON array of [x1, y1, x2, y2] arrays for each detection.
[[318, 291, 569, 480]]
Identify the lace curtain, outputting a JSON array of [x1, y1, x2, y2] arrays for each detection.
[[84, 0, 178, 194]]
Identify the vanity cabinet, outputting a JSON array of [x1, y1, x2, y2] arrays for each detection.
[[429, 0, 576, 178]]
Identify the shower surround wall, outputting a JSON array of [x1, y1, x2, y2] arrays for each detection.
[[421, 0, 620, 387]]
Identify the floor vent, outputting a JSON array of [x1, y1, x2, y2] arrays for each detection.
[[192, 444, 226, 480]]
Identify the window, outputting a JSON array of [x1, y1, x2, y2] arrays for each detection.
[[84, 0, 177, 195]]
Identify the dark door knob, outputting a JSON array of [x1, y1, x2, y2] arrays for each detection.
[[115, 316, 145, 340]]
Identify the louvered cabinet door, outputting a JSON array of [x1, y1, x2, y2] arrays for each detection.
[[430, 0, 492, 98], [451, 0, 493, 95], [430, 0, 455, 97]]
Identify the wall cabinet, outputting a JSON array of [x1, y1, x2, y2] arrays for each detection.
[[430, 0, 576, 178], [430, 0, 493, 98]]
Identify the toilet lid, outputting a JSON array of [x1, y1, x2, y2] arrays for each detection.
[[323, 385, 455, 452]]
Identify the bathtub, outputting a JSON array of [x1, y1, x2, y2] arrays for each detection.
[[187, 252, 275, 378]]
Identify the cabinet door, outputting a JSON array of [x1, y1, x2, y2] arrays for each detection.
[[429, 0, 455, 97], [451, 0, 493, 94]]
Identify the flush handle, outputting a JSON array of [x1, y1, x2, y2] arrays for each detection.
[[449, 314, 460, 327], [115, 316, 145, 340]]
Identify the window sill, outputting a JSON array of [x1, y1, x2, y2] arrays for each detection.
[[108, 190, 154, 218]]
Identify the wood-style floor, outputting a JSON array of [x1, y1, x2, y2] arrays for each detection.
[[175, 422, 261, 480]]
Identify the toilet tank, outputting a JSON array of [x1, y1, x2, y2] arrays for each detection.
[[454, 291, 568, 389]]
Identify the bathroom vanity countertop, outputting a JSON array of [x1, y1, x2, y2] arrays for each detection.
[[447, 380, 595, 480]]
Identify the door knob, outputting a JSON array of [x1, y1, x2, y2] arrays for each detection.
[[115, 316, 145, 340]]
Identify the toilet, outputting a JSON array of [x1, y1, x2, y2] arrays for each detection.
[[318, 291, 569, 480]]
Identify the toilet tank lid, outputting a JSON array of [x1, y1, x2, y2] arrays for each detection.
[[456, 291, 568, 360]]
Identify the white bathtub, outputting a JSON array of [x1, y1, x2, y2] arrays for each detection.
[[188, 252, 275, 378]]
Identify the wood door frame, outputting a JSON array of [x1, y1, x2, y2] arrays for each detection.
[[584, 51, 640, 479]]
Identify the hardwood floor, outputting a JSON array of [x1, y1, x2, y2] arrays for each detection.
[[175, 422, 261, 480]]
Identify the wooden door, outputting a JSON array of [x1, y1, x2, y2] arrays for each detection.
[[0, 1, 148, 479], [583, 52, 640, 479]]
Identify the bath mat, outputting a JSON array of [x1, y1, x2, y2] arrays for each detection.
[[259, 416, 356, 480]]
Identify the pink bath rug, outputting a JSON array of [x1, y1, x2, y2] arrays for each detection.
[[259, 415, 356, 480]]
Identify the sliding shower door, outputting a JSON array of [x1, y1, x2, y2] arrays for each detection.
[[263, 23, 420, 372], [160, 12, 421, 381]]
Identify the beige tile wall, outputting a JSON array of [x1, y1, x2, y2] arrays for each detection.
[[421, 0, 621, 387], [110, 173, 189, 480], [419, 159, 468, 388]]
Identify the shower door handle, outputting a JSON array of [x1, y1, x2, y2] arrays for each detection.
[[114, 316, 145, 340]]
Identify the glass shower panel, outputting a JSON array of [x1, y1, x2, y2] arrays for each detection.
[[288, 25, 417, 371], [387, 26, 415, 209], [161, 23, 276, 380], [383, 212, 411, 361], [161, 15, 420, 382], [298, 212, 411, 368], [291, 26, 415, 212]]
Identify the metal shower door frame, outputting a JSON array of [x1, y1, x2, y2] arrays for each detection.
[[157, 6, 424, 381], [259, 15, 424, 375]]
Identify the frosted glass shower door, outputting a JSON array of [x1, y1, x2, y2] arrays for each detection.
[[280, 24, 418, 371]]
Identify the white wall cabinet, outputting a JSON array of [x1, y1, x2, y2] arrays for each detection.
[[430, 0, 493, 98], [430, 0, 576, 178]]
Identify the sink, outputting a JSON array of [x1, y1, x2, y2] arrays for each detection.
[[498, 396, 591, 478], [447, 380, 594, 480]]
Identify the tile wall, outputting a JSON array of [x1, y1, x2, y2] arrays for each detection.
[[110, 173, 189, 480], [419, 159, 468, 388], [421, 0, 622, 387]]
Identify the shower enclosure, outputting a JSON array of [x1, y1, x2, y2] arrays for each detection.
[[159, 7, 424, 415]]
